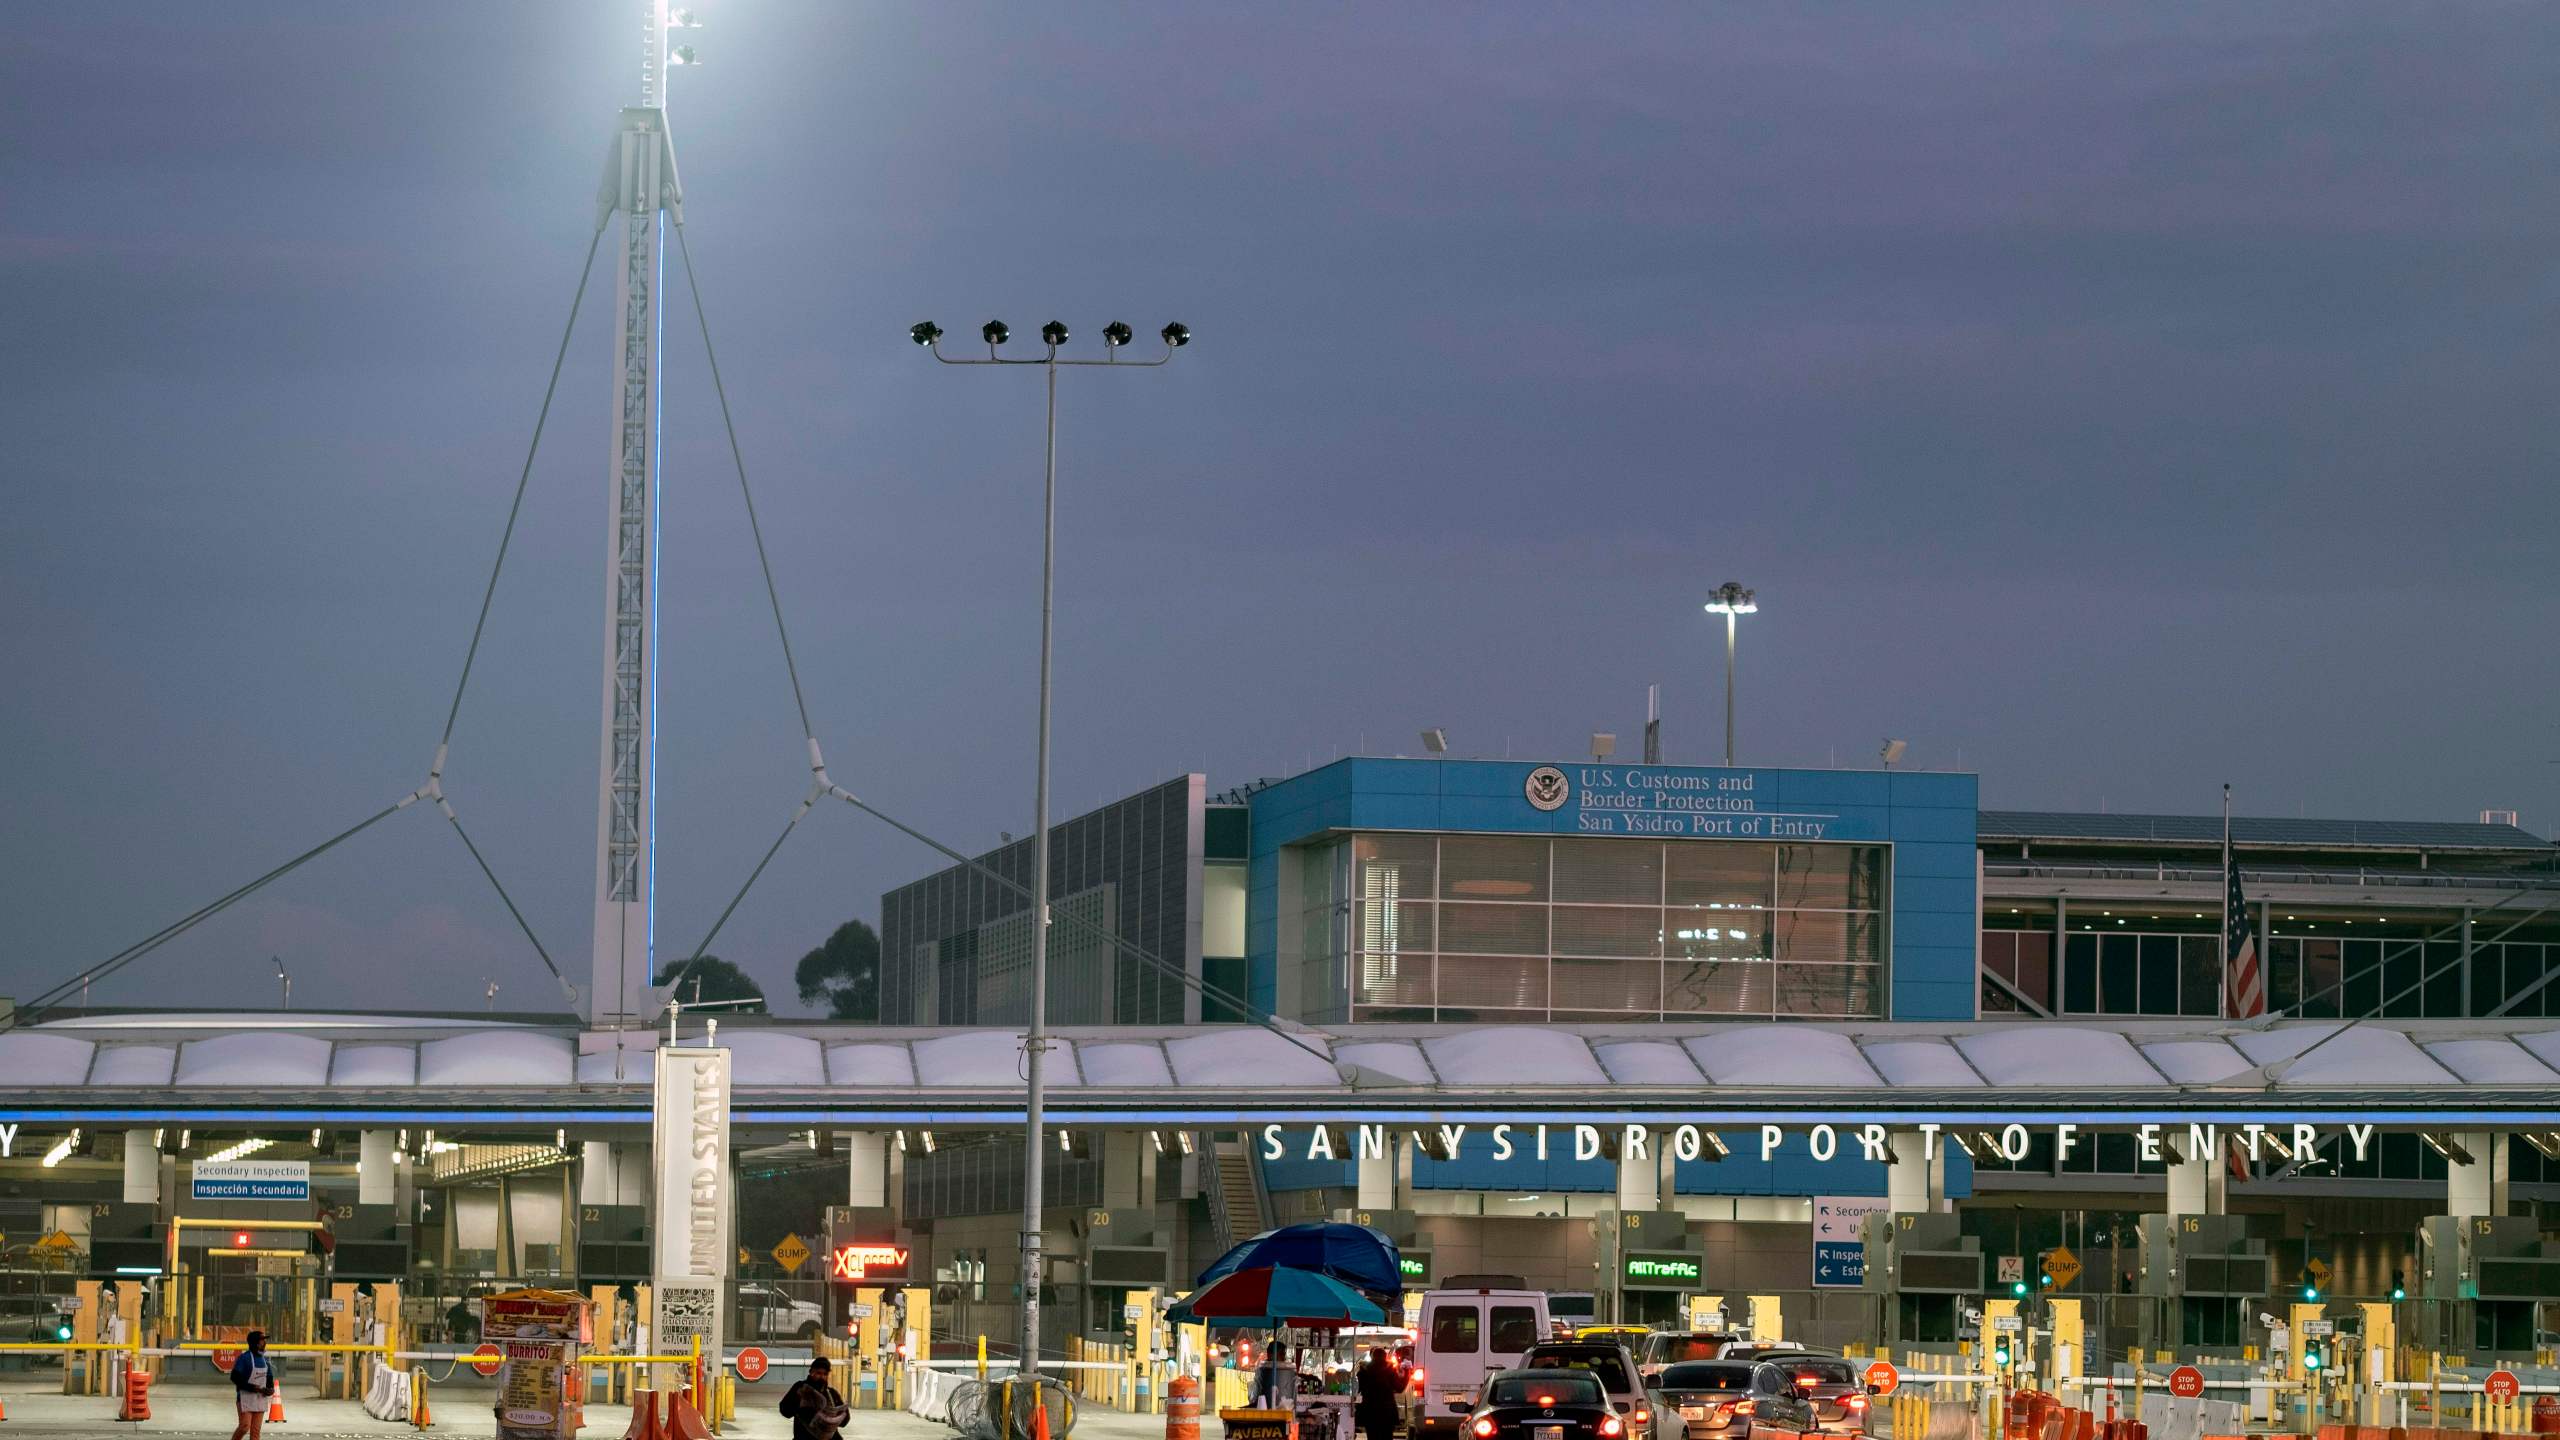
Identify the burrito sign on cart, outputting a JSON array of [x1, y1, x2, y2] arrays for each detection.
[[483, 1288, 584, 1439]]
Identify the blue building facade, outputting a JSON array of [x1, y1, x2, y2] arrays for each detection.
[[1244, 758, 1980, 1025]]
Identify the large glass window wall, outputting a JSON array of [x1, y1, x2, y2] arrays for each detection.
[[1983, 913, 2560, 1019], [1318, 832, 1887, 1022]]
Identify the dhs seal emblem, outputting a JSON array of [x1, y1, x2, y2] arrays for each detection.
[[1524, 766, 1570, 812]]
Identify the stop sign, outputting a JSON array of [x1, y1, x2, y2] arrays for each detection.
[[735, 1347, 770, 1383], [2168, 1366, 2205, 1399], [471, 1342, 504, 1377], [1863, 1361, 1899, 1396], [2486, 1370, 2521, 1404], [209, 1347, 238, 1374]]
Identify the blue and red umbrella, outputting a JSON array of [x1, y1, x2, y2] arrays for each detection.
[[1165, 1266, 1386, 1329]]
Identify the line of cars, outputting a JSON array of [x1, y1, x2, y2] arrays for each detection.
[[1404, 1283, 1876, 1440]]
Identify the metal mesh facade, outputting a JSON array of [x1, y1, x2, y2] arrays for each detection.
[[879, 776, 1203, 1025]]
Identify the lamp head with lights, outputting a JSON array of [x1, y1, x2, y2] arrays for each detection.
[[910, 322, 943, 347], [981, 320, 1010, 347], [1703, 581, 1757, 616], [1102, 322, 1133, 348], [1160, 322, 1191, 348], [1040, 321, 1070, 347]]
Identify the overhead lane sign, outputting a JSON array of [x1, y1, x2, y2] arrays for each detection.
[[191, 1160, 310, 1201]]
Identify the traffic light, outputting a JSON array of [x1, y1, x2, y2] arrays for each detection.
[[2389, 1269, 2406, 1302], [1993, 1338, 2013, 1367], [2301, 1280, 2320, 1302], [53, 1322, 71, 1341], [2010, 1280, 2028, 1298], [2040, 1272, 2054, 1289], [2303, 1342, 2324, 1372]]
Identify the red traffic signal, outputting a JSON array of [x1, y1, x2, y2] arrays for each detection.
[[232, 1232, 252, 1248]]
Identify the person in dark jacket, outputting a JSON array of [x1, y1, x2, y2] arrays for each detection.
[[228, 1330, 276, 1440], [1356, 1347, 1402, 1440], [780, 1356, 848, 1440]]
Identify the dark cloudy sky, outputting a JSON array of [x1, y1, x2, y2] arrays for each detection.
[[5, 4, 2556, 1016]]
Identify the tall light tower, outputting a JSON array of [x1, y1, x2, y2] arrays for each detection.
[[589, 2, 687, 1027], [1702, 581, 1756, 767]]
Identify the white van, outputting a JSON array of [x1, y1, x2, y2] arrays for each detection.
[[1411, 1282, 1553, 1436]]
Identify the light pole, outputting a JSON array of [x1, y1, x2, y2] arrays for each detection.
[[911, 317, 1189, 1392], [1702, 582, 1756, 766]]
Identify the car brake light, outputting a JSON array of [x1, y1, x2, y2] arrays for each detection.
[[1735, 1401, 1756, 1416], [1535, 1396, 1556, 1408], [1714, 1403, 1736, 1419], [1796, 1376, 1823, 1388], [1847, 1396, 1868, 1410], [1636, 1411, 1650, 1425], [1473, 1420, 1497, 1437], [1601, 1418, 1624, 1437]]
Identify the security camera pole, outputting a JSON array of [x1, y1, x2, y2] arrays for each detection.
[[909, 318, 1189, 1396]]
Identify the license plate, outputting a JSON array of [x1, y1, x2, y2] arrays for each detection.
[[1535, 1427, 1565, 1440], [1681, 1408, 1708, 1420], [1445, 1394, 1469, 1407]]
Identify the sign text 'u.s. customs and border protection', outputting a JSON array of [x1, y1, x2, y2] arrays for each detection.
[[191, 1159, 311, 1201]]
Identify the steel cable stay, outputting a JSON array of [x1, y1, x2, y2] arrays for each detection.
[[6, 227, 612, 1027]]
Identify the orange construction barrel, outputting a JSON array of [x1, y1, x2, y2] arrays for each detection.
[[1168, 1376, 1203, 1440]]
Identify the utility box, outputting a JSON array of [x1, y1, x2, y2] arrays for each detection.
[[1860, 1212, 1982, 1345], [2137, 1214, 2270, 1354]]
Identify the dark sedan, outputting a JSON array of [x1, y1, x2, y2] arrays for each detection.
[[1761, 1357, 1872, 1436], [1468, 1369, 1628, 1440]]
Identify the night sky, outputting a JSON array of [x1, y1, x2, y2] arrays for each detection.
[[4, 5, 2555, 1015]]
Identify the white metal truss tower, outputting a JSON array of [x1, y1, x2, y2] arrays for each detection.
[[590, 1, 684, 1026]]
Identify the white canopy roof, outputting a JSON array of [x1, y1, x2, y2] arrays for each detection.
[[5, 1015, 2557, 1117]]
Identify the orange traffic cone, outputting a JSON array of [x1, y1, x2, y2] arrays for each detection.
[[0, 1390, 11, 1421], [269, 1389, 287, 1423], [1035, 1391, 1054, 1440]]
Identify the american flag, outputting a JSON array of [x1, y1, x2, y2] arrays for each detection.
[[2223, 788, 2265, 1018]]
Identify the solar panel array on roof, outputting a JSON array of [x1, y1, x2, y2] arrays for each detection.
[[1979, 810, 2552, 850]]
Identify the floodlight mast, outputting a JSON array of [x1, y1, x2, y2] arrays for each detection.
[[589, 2, 686, 1033], [911, 318, 1188, 1388]]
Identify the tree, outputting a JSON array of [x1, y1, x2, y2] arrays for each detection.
[[795, 919, 879, 1020], [651, 956, 767, 1013]]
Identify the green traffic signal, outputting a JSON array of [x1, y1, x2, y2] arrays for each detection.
[[2390, 1286, 2406, 1301], [2303, 1345, 2324, 1372], [2302, 1284, 2320, 1302], [1994, 1340, 2012, 1366], [54, 1323, 71, 1341], [2010, 1280, 2028, 1297]]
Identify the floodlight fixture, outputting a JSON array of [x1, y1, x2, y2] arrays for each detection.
[[1040, 321, 1071, 347], [1702, 581, 1757, 616], [911, 322, 943, 347], [670, 45, 699, 66], [1421, 728, 1448, 755], [1161, 322, 1191, 347], [1102, 322, 1133, 348], [1591, 732, 1616, 761], [1881, 740, 1908, 768], [982, 320, 1010, 346]]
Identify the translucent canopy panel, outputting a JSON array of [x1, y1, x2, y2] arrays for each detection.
[[913, 1032, 1072, 1088], [417, 1033, 573, 1087], [328, 1044, 419, 1087], [2138, 1039, 2254, 1086], [726, 1032, 825, 1087], [1592, 1040, 1704, 1086], [1423, 1028, 1607, 1086], [1860, 1040, 1983, 1088], [87, 1044, 178, 1086], [576, 1047, 656, 1085], [1330, 1040, 1435, 1086], [1685, 1029, 1881, 1087], [0, 1032, 93, 1086], [824, 1043, 913, 1088], [1955, 1028, 2162, 1088], [1077, 1042, 1175, 1087], [1165, 1030, 1339, 1089], [2422, 1038, 2560, 1085], [2229, 1026, 2454, 1087], [177, 1033, 331, 1086]]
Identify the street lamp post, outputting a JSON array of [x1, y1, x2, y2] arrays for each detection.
[[911, 318, 1189, 1393], [1701, 581, 1756, 766]]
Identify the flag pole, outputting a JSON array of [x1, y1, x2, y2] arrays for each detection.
[[2221, 783, 2233, 1019]]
